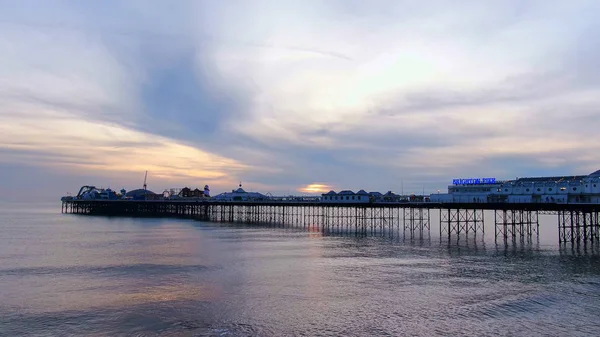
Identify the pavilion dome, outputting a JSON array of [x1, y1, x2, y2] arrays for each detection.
[[125, 189, 156, 197]]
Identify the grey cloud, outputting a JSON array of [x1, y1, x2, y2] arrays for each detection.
[[0, 89, 137, 130], [376, 70, 596, 119], [478, 153, 598, 179], [0, 148, 107, 167]]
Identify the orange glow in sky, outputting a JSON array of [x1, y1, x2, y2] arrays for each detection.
[[298, 183, 332, 194]]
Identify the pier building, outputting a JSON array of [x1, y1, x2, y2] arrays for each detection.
[[321, 190, 370, 203], [430, 169, 600, 204], [212, 184, 269, 202], [321, 190, 416, 203]]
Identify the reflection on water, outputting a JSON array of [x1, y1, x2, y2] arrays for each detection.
[[1, 204, 600, 336]]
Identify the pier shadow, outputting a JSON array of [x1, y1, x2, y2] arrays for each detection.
[[494, 241, 541, 258], [494, 232, 540, 247], [559, 241, 600, 257]]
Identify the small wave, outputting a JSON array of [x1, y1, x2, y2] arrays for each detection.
[[0, 263, 219, 278]]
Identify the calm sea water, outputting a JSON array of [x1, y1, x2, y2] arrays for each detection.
[[1, 202, 600, 336]]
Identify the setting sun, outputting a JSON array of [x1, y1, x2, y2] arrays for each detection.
[[298, 183, 333, 194]]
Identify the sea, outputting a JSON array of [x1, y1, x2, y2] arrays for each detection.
[[1, 202, 600, 336]]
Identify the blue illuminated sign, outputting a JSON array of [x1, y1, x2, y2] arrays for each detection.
[[453, 178, 496, 185]]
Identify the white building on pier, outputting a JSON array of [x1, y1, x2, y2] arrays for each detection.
[[321, 190, 371, 203], [430, 169, 600, 204], [212, 184, 269, 202]]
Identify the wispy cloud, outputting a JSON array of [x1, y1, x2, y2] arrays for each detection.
[[0, 108, 250, 182]]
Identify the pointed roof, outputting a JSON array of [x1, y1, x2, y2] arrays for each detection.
[[589, 169, 600, 178], [356, 189, 368, 195]]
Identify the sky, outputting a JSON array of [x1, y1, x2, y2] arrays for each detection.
[[1, 0, 600, 201]]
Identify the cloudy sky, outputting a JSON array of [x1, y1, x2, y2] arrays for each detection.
[[1, 0, 599, 200]]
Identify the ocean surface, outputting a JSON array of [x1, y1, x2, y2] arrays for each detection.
[[1, 202, 600, 336]]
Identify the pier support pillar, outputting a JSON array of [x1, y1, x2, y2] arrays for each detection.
[[403, 208, 430, 238], [494, 209, 538, 242], [558, 210, 600, 245], [440, 208, 484, 239]]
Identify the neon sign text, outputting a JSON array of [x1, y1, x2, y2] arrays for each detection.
[[453, 178, 497, 185]]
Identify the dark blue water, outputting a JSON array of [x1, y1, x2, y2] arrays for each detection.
[[1, 203, 600, 336]]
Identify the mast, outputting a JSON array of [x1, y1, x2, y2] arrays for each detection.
[[143, 171, 148, 191]]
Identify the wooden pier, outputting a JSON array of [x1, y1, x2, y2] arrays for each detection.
[[61, 200, 600, 245]]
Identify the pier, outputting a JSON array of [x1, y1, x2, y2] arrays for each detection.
[[61, 199, 600, 245]]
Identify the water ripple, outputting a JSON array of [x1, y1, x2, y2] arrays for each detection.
[[2, 207, 600, 336]]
